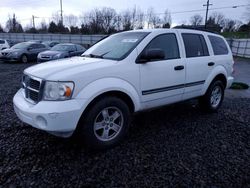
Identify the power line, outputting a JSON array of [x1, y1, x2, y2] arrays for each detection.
[[9, 3, 250, 23]]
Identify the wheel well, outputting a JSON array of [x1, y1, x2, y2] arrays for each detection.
[[212, 74, 227, 88], [83, 91, 135, 115]]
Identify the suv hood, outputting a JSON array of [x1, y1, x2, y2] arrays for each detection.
[[24, 56, 115, 79]]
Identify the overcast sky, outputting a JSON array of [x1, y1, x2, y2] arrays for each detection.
[[0, 0, 249, 28]]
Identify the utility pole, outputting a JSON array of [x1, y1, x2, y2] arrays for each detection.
[[32, 15, 35, 28], [203, 0, 212, 29], [60, 0, 63, 25], [32, 15, 39, 28]]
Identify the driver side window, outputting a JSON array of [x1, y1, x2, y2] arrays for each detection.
[[144, 33, 180, 60]]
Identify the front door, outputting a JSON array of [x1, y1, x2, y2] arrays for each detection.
[[139, 33, 185, 109]]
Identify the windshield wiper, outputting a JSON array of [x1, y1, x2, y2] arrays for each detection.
[[82, 51, 111, 59]]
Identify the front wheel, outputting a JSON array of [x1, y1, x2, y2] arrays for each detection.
[[77, 96, 131, 150], [20, 54, 28, 63], [199, 80, 225, 112]]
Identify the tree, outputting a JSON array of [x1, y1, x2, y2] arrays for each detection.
[[147, 7, 161, 28], [238, 21, 250, 32], [223, 19, 237, 32], [162, 9, 172, 28], [209, 12, 225, 26], [38, 19, 48, 33], [0, 25, 4, 32], [48, 21, 58, 33], [120, 10, 133, 31], [135, 8, 145, 29], [5, 14, 23, 33], [25, 27, 38, 33], [64, 14, 78, 27], [70, 26, 80, 34], [190, 14, 203, 26]]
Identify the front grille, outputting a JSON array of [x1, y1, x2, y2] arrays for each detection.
[[2, 52, 8, 56], [22, 75, 43, 103], [41, 56, 51, 59]]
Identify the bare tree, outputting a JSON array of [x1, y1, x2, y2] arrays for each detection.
[[190, 14, 203, 26], [209, 12, 225, 26], [135, 8, 145, 29], [51, 12, 61, 24], [5, 14, 23, 33], [120, 10, 133, 30], [64, 14, 78, 27], [163, 9, 172, 28], [223, 19, 237, 32], [147, 7, 161, 28], [101, 7, 117, 33]]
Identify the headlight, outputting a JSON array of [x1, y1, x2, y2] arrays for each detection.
[[53, 54, 61, 59], [12, 52, 20, 56], [43, 81, 74, 101]]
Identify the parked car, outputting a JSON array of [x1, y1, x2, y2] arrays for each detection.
[[42, 41, 59, 49], [0, 42, 48, 63], [0, 39, 11, 50], [37, 43, 86, 63], [13, 29, 234, 150]]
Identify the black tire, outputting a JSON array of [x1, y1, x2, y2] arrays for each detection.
[[199, 80, 225, 112], [77, 96, 131, 150], [20, 54, 28, 63]]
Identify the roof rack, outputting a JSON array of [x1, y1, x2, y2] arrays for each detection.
[[173, 25, 220, 34]]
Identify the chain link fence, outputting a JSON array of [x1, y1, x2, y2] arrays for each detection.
[[227, 38, 250, 58], [0, 33, 107, 47]]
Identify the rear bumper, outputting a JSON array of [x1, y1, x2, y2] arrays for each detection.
[[13, 89, 86, 137], [226, 76, 234, 88]]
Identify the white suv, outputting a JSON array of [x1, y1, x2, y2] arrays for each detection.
[[13, 29, 234, 149]]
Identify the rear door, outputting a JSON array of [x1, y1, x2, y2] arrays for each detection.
[[180, 32, 212, 100], [139, 33, 186, 108]]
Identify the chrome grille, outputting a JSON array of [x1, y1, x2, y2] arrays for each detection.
[[22, 75, 43, 103]]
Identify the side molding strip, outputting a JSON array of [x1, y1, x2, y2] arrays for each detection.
[[142, 80, 205, 95]]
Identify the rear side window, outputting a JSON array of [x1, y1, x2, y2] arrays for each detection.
[[182, 33, 209, 58], [0, 40, 5, 44], [208, 35, 229, 55], [144, 33, 180, 60]]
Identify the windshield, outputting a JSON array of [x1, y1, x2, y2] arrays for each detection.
[[51, 44, 75, 51], [11, 42, 30, 49], [82, 32, 149, 60]]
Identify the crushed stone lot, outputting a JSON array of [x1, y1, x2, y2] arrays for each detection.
[[0, 61, 250, 187]]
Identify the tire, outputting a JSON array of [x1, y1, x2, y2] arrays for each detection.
[[199, 80, 225, 112], [20, 54, 28, 63], [77, 96, 131, 150]]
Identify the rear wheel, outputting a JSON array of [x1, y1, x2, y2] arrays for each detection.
[[77, 96, 131, 150], [20, 54, 28, 63], [199, 80, 225, 112]]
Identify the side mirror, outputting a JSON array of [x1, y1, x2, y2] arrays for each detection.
[[137, 48, 165, 64], [27, 47, 33, 51]]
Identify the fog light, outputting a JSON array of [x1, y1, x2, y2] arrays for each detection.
[[36, 116, 47, 129]]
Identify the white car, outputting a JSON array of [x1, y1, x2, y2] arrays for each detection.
[[0, 39, 10, 50], [13, 29, 234, 149]]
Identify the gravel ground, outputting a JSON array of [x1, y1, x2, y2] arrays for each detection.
[[0, 61, 250, 188]]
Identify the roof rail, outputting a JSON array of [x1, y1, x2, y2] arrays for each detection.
[[173, 26, 220, 34]]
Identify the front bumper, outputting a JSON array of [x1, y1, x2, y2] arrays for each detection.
[[0, 56, 19, 62], [37, 58, 51, 63], [13, 89, 86, 137], [226, 76, 234, 88]]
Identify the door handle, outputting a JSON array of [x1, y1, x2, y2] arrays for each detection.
[[208, 62, 215, 66], [174, 65, 184, 71]]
